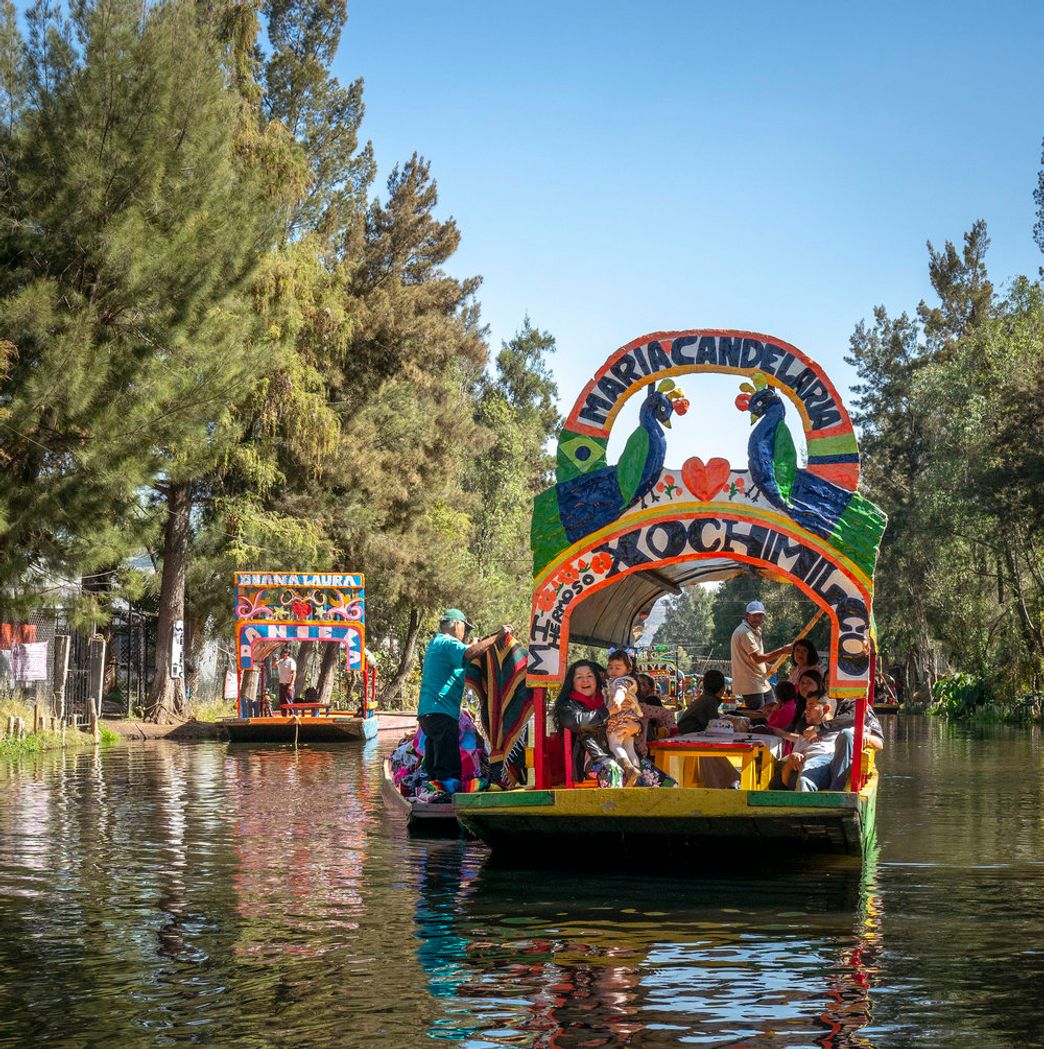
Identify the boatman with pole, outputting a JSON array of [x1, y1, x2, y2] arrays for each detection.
[[730, 600, 792, 710], [417, 610, 512, 792]]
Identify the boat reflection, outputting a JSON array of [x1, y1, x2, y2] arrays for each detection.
[[226, 741, 377, 962], [410, 842, 883, 1047]]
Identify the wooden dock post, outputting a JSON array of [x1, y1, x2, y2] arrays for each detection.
[[88, 635, 106, 744], [52, 636, 71, 721]]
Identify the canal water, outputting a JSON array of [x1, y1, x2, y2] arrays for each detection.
[[0, 716, 1041, 1048]]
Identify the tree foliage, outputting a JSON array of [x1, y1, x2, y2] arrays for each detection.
[[847, 221, 1044, 703]]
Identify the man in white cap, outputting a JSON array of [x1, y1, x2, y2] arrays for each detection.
[[417, 610, 512, 791], [730, 600, 792, 710]]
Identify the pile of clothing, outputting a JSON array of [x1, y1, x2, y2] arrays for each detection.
[[591, 756, 677, 789], [389, 710, 489, 803]]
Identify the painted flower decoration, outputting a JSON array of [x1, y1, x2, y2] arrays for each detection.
[[590, 552, 612, 574], [556, 565, 579, 586], [535, 587, 557, 613]]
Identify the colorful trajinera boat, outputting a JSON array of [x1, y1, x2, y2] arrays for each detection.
[[455, 329, 887, 862], [222, 572, 377, 743]]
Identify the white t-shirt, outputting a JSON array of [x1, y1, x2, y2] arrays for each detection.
[[730, 620, 770, 697], [276, 656, 297, 684], [792, 729, 835, 763]]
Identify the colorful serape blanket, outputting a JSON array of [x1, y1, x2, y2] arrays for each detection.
[[465, 637, 532, 786]]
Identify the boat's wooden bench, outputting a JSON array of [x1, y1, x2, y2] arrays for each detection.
[[278, 702, 331, 716]]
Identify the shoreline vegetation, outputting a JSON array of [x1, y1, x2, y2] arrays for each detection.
[[0, 700, 119, 759]]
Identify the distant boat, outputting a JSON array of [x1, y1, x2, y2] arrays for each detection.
[[223, 712, 377, 744]]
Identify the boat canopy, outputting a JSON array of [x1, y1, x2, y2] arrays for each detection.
[[527, 329, 887, 702], [567, 557, 770, 649], [232, 571, 366, 680]]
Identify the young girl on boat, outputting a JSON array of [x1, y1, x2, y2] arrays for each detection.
[[605, 673, 644, 786]]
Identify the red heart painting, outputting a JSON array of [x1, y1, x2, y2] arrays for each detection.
[[681, 457, 731, 501], [290, 600, 312, 619]]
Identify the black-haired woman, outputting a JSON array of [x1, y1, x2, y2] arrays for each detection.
[[788, 639, 821, 688], [553, 660, 612, 782]]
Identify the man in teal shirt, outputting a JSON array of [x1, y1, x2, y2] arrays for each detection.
[[417, 609, 511, 789]]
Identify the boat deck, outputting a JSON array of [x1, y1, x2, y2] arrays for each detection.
[[222, 714, 377, 743]]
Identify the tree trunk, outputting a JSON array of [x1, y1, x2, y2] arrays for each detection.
[[296, 640, 319, 691], [185, 613, 204, 702], [316, 642, 339, 706], [1003, 534, 1044, 665], [378, 607, 422, 710], [905, 642, 939, 705], [147, 481, 191, 724]]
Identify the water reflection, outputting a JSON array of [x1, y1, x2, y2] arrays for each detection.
[[0, 718, 1041, 1047], [411, 843, 884, 1047]]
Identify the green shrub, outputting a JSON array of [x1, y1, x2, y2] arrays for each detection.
[[927, 673, 992, 717]]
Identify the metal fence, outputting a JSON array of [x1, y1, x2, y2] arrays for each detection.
[[1, 605, 155, 723]]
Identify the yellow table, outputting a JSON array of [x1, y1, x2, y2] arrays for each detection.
[[648, 732, 783, 789]]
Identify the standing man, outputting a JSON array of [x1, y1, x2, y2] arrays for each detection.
[[417, 610, 511, 791], [275, 646, 297, 709], [730, 600, 791, 710]]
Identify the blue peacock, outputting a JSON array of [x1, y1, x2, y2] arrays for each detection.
[[736, 373, 885, 576], [531, 380, 689, 572]]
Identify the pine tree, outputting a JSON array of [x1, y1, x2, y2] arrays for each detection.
[[321, 155, 489, 703], [469, 318, 560, 630]]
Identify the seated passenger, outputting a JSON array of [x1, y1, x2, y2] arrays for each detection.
[[748, 679, 797, 724], [676, 670, 726, 735], [301, 686, 320, 705], [553, 660, 611, 782], [796, 667, 833, 715], [788, 638, 821, 688], [806, 694, 885, 791], [636, 672, 677, 747], [601, 648, 675, 786], [777, 693, 837, 790], [605, 673, 644, 786]]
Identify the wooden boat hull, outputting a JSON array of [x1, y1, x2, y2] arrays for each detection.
[[872, 702, 900, 715], [381, 757, 460, 834], [222, 715, 378, 744], [455, 774, 878, 864]]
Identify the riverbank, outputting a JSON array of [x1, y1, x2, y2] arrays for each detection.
[[0, 701, 120, 759], [102, 718, 227, 741], [99, 710, 418, 743]]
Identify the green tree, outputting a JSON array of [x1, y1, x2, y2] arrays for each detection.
[[1034, 136, 1044, 257], [468, 317, 560, 632], [0, 0, 279, 648], [847, 220, 1044, 702], [321, 155, 489, 703], [652, 586, 714, 671]]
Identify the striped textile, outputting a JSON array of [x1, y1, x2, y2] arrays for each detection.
[[465, 638, 532, 786]]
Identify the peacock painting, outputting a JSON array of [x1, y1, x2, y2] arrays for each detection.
[[736, 373, 885, 576], [531, 380, 689, 572]]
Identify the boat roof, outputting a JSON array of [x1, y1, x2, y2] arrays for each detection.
[[568, 558, 751, 649]]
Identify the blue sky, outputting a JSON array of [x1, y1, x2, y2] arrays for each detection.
[[346, 2, 1044, 464]]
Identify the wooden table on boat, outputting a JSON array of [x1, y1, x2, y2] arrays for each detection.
[[648, 732, 785, 789]]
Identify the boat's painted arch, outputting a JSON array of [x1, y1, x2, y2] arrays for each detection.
[[526, 504, 874, 698], [528, 328, 883, 700], [562, 329, 860, 492]]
